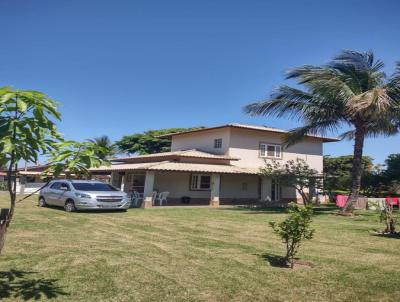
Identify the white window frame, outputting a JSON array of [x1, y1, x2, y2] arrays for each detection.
[[259, 143, 282, 159], [214, 138, 222, 149], [190, 174, 211, 191]]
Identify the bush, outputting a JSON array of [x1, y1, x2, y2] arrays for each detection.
[[379, 200, 398, 234], [269, 202, 314, 268], [0, 182, 7, 191]]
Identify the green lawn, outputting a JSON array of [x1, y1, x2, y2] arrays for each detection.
[[1, 194, 400, 302]]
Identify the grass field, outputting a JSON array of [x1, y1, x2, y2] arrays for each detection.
[[1, 194, 400, 302]]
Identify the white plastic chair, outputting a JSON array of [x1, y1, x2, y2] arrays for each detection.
[[155, 192, 169, 206], [151, 191, 158, 206], [131, 191, 143, 207]]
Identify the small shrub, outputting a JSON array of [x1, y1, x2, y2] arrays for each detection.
[[269, 202, 314, 268], [0, 182, 7, 191], [379, 200, 398, 234]]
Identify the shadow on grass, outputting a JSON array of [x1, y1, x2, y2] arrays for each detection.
[[228, 204, 339, 216], [370, 232, 400, 240], [0, 269, 68, 300], [259, 253, 289, 268], [40, 205, 127, 214]]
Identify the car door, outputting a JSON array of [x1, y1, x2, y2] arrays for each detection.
[[53, 182, 70, 206], [46, 182, 62, 205]]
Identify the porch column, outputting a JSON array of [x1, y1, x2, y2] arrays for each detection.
[[110, 172, 118, 187], [210, 173, 220, 207], [120, 174, 126, 192], [19, 175, 26, 194], [141, 171, 155, 208]]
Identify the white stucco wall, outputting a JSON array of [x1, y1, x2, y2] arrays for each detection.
[[171, 128, 231, 155], [228, 128, 324, 172], [220, 174, 259, 199], [153, 172, 210, 199], [152, 172, 296, 202]]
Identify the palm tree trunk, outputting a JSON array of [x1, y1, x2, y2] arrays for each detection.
[[341, 126, 366, 214]]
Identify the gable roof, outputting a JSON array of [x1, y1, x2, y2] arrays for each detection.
[[158, 123, 339, 142], [111, 149, 238, 163]]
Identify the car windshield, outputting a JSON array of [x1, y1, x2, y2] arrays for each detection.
[[71, 182, 118, 191]]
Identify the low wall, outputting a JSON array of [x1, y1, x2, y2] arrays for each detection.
[[17, 182, 47, 194]]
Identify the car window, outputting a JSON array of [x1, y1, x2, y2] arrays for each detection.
[[59, 183, 70, 190], [71, 182, 118, 191], [50, 182, 61, 189]]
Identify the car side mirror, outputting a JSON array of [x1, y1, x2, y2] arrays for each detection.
[[60, 186, 68, 191]]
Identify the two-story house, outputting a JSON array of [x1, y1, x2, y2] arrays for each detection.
[[91, 123, 338, 207]]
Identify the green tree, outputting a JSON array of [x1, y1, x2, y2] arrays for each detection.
[[44, 141, 110, 177], [261, 158, 323, 205], [269, 203, 314, 269], [0, 87, 61, 252], [245, 50, 400, 214], [384, 154, 400, 182], [115, 127, 204, 155], [88, 135, 115, 160], [323, 155, 374, 197]]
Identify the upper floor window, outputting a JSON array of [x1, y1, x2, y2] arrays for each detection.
[[214, 138, 222, 149], [260, 143, 281, 159]]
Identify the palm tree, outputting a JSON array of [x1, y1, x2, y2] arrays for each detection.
[[245, 50, 400, 213], [88, 135, 115, 160]]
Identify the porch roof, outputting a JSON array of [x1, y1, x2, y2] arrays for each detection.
[[111, 149, 239, 163], [90, 161, 259, 175]]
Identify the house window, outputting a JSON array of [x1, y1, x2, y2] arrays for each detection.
[[271, 180, 281, 201], [127, 173, 146, 193], [190, 174, 211, 190], [214, 138, 222, 149], [260, 143, 281, 158]]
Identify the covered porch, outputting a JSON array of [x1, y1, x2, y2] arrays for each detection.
[[91, 161, 296, 208]]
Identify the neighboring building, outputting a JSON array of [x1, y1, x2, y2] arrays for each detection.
[[91, 123, 338, 207], [0, 165, 68, 194], [0, 165, 50, 194]]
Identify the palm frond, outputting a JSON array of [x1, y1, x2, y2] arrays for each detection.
[[244, 86, 314, 121], [338, 129, 356, 140], [284, 120, 341, 146]]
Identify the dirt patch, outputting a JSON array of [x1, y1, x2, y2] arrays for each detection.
[[292, 260, 315, 269]]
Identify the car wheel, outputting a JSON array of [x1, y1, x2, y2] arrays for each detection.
[[38, 197, 47, 207], [64, 200, 76, 212]]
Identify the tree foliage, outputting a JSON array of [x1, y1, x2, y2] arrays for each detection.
[[0, 87, 61, 216], [245, 50, 400, 213], [269, 203, 314, 269], [0, 87, 110, 253], [323, 155, 374, 195], [0, 87, 61, 253], [45, 141, 110, 177], [88, 135, 115, 160], [260, 158, 322, 205], [114, 127, 204, 155], [323, 154, 400, 197], [384, 154, 400, 183]]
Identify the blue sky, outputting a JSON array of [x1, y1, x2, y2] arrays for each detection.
[[1, 0, 399, 164]]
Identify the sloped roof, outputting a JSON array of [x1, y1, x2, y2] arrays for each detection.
[[158, 123, 339, 142], [111, 149, 238, 163], [90, 161, 258, 175]]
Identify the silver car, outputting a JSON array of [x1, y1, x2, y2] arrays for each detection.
[[38, 180, 131, 212]]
